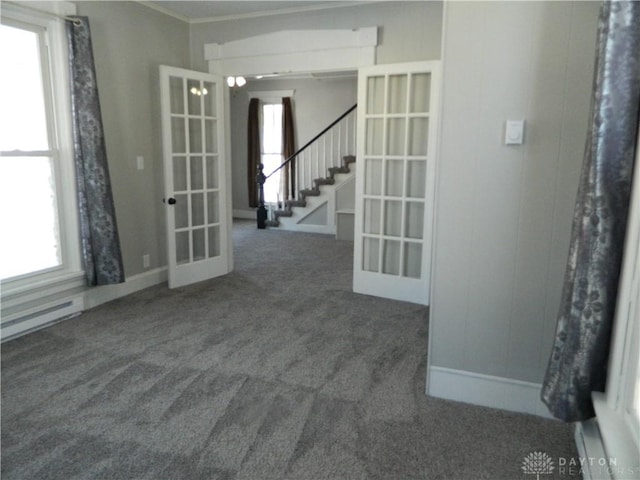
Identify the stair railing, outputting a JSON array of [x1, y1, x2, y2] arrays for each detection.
[[257, 104, 357, 229]]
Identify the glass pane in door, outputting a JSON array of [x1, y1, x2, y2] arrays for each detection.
[[410, 73, 431, 113], [187, 79, 201, 115], [206, 156, 219, 188], [382, 240, 401, 275], [169, 76, 184, 114], [388, 75, 408, 113], [363, 237, 380, 272], [171, 118, 186, 153], [190, 156, 203, 190], [189, 119, 202, 153], [203, 81, 216, 117], [173, 156, 187, 191], [208, 226, 220, 257], [366, 76, 385, 114], [385, 160, 404, 197], [403, 242, 422, 278]]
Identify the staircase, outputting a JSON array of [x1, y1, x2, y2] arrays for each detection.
[[266, 155, 355, 234], [259, 104, 357, 236]]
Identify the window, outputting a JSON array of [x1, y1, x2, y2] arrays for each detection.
[[260, 102, 283, 205], [0, 5, 81, 291]]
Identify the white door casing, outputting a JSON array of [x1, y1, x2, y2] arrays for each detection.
[[160, 66, 232, 288], [353, 61, 441, 305]]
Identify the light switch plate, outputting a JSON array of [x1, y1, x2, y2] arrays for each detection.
[[505, 120, 525, 145], [136, 155, 144, 170]]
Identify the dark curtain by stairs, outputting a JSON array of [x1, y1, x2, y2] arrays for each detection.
[[247, 98, 260, 208], [66, 16, 125, 286], [541, 0, 640, 422], [282, 97, 296, 200]]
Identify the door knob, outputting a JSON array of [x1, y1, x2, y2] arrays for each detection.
[[167, 197, 176, 205]]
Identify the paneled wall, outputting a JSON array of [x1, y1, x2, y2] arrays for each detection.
[[428, 0, 600, 395]]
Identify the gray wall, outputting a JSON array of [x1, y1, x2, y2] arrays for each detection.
[[429, 1, 600, 383], [189, 1, 443, 72], [230, 77, 357, 212], [76, 1, 190, 277]]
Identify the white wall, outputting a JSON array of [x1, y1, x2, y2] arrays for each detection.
[[76, 1, 190, 277], [428, 1, 600, 409]]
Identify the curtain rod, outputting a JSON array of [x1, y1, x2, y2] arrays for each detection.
[[5, 1, 82, 26]]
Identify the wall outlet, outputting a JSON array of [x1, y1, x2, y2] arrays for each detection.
[[142, 254, 150, 268]]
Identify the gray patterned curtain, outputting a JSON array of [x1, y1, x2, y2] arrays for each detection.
[[66, 17, 125, 286], [541, 1, 640, 422]]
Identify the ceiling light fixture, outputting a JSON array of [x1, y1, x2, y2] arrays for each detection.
[[226, 76, 246, 88]]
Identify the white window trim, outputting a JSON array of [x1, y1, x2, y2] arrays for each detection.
[[1, 3, 83, 304]]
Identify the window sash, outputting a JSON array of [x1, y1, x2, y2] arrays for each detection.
[[0, 3, 81, 292]]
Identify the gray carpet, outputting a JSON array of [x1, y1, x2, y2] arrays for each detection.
[[1, 220, 579, 479]]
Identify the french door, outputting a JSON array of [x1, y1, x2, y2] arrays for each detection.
[[160, 66, 231, 288], [353, 61, 440, 305]]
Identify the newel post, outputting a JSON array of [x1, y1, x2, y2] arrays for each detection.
[[256, 163, 268, 229]]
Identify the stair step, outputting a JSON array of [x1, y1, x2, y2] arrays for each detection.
[[329, 166, 350, 176], [274, 209, 293, 218], [343, 155, 356, 165], [315, 178, 335, 186], [300, 188, 320, 197], [286, 199, 307, 208]]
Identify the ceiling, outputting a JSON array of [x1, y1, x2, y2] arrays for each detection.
[[142, 1, 365, 23]]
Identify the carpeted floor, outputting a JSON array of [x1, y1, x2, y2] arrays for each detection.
[[1, 220, 579, 479]]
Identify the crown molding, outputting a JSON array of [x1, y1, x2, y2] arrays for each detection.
[[138, 1, 380, 25], [136, 1, 191, 23]]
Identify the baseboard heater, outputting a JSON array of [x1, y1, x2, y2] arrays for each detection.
[[1, 296, 84, 342]]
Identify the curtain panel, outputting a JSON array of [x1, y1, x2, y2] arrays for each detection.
[[541, 1, 640, 422], [66, 17, 125, 286], [247, 98, 261, 208], [282, 97, 296, 200]]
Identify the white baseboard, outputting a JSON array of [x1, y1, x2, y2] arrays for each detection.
[[427, 366, 553, 418], [233, 209, 256, 220], [83, 267, 167, 310]]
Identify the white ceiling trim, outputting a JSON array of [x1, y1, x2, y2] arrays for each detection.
[[190, 1, 375, 24], [138, 1, 378, 25], [205, 27, 378, 77], [137, 1, 190, 23]]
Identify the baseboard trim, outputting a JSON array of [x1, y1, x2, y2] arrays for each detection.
[[427, 366, 553, 418], [233, 209, 256, 220], [83, 267, 167, 310]]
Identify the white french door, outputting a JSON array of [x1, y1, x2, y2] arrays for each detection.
[[353, 61, 440, 305], [160, 66, 231, 288]]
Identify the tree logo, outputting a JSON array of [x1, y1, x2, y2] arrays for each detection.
[[522, 451, 555, 479]]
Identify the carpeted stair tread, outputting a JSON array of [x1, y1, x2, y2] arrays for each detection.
[[314, 178, 335, 186]]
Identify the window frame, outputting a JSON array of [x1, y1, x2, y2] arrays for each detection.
[[0, 3, 83, 300]]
